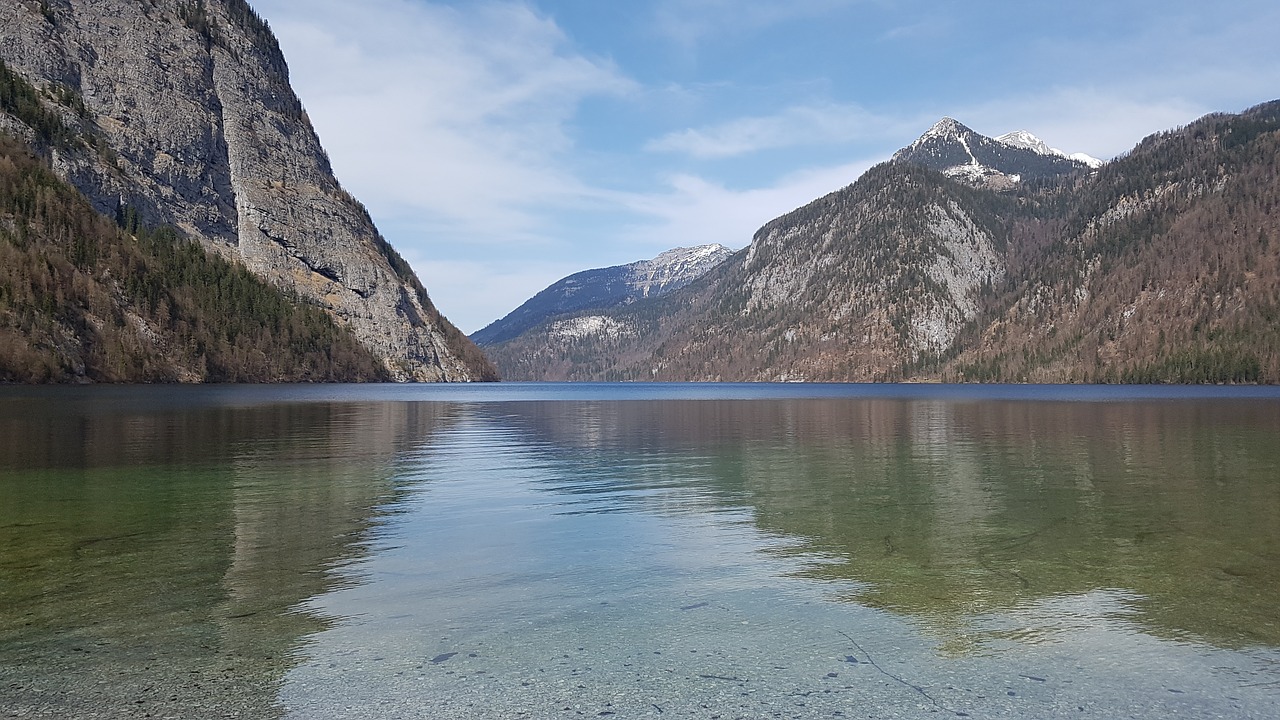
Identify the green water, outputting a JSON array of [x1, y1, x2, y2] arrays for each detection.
[[2, 385, 1278, 718], [1, 390, 455, 717]]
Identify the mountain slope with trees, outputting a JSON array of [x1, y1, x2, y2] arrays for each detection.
[[952, 101, 1280, 383], [0, 133, 388, 382], [472, 244, 732, 347]]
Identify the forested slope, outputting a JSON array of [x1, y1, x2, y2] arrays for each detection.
[[0, 133, 388, 382]]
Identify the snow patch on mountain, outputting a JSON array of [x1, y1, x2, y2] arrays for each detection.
[[472, 244, 732, 347], [550, 316, 634, 341], [1068, 152, 1104, 169], [630, 244, 733, 297], [996, 130, 1104, 168], [995, 130, 1056, 156], [943, 162, 1008, 184]]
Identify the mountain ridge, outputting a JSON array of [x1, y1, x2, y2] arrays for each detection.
[[892, 117, 1093, 188], [471, 244, 732, 346], [483, 102, 1280, 383], [995, 129, 1103, 168]]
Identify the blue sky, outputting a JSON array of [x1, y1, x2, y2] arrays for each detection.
[[254, 0, 1280, 333]]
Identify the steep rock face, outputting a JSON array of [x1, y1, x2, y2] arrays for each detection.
[[471, 244, 731, 347], [737, 165, 1004, 359], [0, 133, 390, 383], [0, 0, 495, 381]]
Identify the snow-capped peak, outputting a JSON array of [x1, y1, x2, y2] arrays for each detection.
[[995, 130, 1056, 156], [1068, 152, 1104, 169], [893, 117, 977, 160], [630, 244, 733, 298], [649, 244, 731, 267], [926, 117, 965, 136], [917, 117, 971, 144], [894, 116, 1103, 187], [995, 130, 1104, 168]]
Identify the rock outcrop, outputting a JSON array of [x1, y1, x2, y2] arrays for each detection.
[[0, 0, 496, 381]]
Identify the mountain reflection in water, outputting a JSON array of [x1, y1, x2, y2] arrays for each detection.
[[3, 385, 1278, 719], [496, 398, 1280, 652], [0, 388, 459, 718]]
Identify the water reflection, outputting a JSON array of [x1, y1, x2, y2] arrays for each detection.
[[498, 398, 1280, 651], [0, 390, 457, 719], [4, 389, 1279, 718], [280, 397, 1280, 719]]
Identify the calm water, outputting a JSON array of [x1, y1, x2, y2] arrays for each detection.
[[2, 384, 1279, 719]]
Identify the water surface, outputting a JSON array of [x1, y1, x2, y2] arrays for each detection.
[[2, 384, 1278, 718]]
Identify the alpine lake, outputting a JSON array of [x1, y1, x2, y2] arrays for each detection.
[[2, 383, 1279, 719]]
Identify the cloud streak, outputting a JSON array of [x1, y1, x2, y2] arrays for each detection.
[[651, 0, 861, 49], [614, 157, 883, 253], [645, 102, 902, 158], [260, 0, 633, 245]]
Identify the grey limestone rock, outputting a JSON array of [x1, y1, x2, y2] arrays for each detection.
[[0, 0, 493, 381]]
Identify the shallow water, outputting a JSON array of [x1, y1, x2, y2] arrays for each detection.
[[2, 384, 1279, 718]]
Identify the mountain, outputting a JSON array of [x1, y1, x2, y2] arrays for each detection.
[[892, 117, 1093, 188], [471, 244, 732, 346], [0, 0, 496, 381], [484, 102, 1280, 383]]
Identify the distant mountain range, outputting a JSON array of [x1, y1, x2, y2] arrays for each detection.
[[471, 244, 732, 346], [483, 102, 1280, 383]]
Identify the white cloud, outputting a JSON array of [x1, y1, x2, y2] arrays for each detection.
[[646, 102, 900, 158], [651, 0, 860, 49], [614, 156, 882, 255], [642, 84, 1214, 172], [641, 84, 1207, 168], [258, 0, 633, 244], [950, 89, 1214, 162], [880, 17, 949, 42]]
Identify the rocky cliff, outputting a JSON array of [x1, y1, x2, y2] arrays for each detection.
[[487, 103, 1280, 383], [0, 0, 496, 381]]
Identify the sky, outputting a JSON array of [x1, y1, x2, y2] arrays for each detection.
[[253, 0, 1280, 334]]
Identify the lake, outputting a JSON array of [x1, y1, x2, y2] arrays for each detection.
[[2, 383, 1279, 718]]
